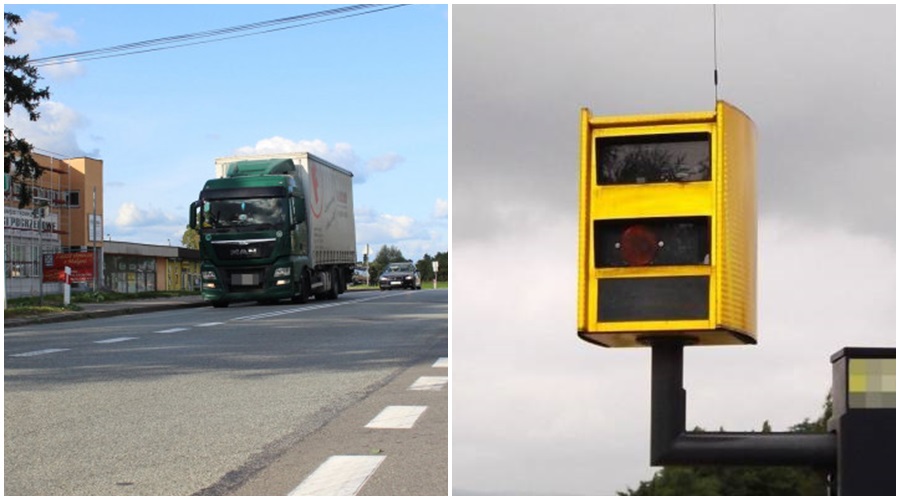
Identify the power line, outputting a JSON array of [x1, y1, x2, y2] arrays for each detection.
[[31, 4, 407, 67]]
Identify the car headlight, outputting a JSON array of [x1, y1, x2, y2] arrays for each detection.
[[274, 267, 291, 278], [404, 276, 413, 280], [202, 271, 217, 280]]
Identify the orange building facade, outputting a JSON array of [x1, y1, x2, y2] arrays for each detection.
[[4, 153, 104, 297]]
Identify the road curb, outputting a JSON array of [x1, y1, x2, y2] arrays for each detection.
[[4, 288, 383, 329], [4, 300, 209, 329]]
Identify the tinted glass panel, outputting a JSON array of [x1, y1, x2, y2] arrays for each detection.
[[200, 186, 286, 200], [594, 217, 710, 268], [598, 276, 709, 322], [597, 133, 711, 184]]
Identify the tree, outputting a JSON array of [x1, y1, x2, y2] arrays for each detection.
[[416, 251, 448, 282], [434, 251, 448, 282], [416, 253, 434, 281], [4, 12, 51, 208], [620, 394, 832, 496], [182, 226, 199, 249]]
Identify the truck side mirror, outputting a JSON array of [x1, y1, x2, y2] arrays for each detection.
[[189, 201, 198, 229]]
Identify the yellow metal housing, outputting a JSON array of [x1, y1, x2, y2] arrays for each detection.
[[577, 101, 757, 347]]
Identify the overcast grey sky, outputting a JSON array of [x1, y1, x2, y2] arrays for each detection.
[[451, 5, 895, 495]]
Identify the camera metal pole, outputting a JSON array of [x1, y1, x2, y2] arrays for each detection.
[[648, 338, 836, 467]]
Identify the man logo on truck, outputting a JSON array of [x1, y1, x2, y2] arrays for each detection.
[[230, 247, 259, 257]]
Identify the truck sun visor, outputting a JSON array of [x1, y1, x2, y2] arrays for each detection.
[[200, 186, 287, 200]]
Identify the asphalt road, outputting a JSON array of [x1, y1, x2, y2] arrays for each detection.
[[4, 289, 448, 496]]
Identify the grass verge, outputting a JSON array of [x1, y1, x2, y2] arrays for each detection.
[[5, 290, 200, 318]]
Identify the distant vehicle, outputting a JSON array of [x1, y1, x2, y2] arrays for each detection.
[[351, 267, 369, 286], [379, 262, 421, 290]]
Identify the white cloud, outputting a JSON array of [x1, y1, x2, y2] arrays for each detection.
[[5, 13, 87, 157], [5, 11, 77, 56], [114, 202, 177, 228], [235, 137, 361, 176], [40, 58, 84, 80], [432, 198, 448, 219], [356, 208, 415, 241], [235, 137, 329, 157], [235, 137, 402, 183], [353, 207, 447, 261], [109, 202, 187, 246], [329, 142, 362, 175], [366, 152, 404, 173], [115, 203, 141, 227], [6, 101, 92, 158], [5, 11, 83, 79]]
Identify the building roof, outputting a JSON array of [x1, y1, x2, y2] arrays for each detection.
[[105, 240, 199, 260]]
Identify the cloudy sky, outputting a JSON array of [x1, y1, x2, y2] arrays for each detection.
[[451, 5, 894, 495], [5, 4, 448, 260]]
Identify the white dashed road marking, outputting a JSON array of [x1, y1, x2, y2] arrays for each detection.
[[288, 455, 386, 496], [154, 328, 189, 334], [10, 348, 71, 358], [233, 294, 407, 322], [408, 376, 448, 391], [365, 406, 427, 429], [93, 337, 138, 344], [7, 294, 405, 361], [289, 357, 446, 495]]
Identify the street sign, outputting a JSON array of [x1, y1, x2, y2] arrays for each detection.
[[89, 214, 103, 242], [43, 252, 94, 283], [577, 101, 757, 348]]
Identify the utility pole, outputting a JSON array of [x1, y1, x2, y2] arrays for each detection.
[[92, 187, 97, 292], [34, 206, 45, 306]]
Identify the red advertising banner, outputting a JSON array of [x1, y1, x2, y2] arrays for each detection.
[[43, 252, 94, 283]]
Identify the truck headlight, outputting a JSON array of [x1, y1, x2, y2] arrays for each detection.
[[202, 271, 217, 280], [274, 267, 291, 278]]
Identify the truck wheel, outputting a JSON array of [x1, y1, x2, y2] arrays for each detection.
[[326, 268, 339, 300], [337, 269, 347, 294]]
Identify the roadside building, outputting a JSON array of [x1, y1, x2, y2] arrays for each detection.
[[4, 152, 199, 299], [104, 241, 200, 293], [4, 153, 104, 298]]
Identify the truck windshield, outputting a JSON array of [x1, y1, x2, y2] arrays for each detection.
[[202, 197, 285, 232]]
